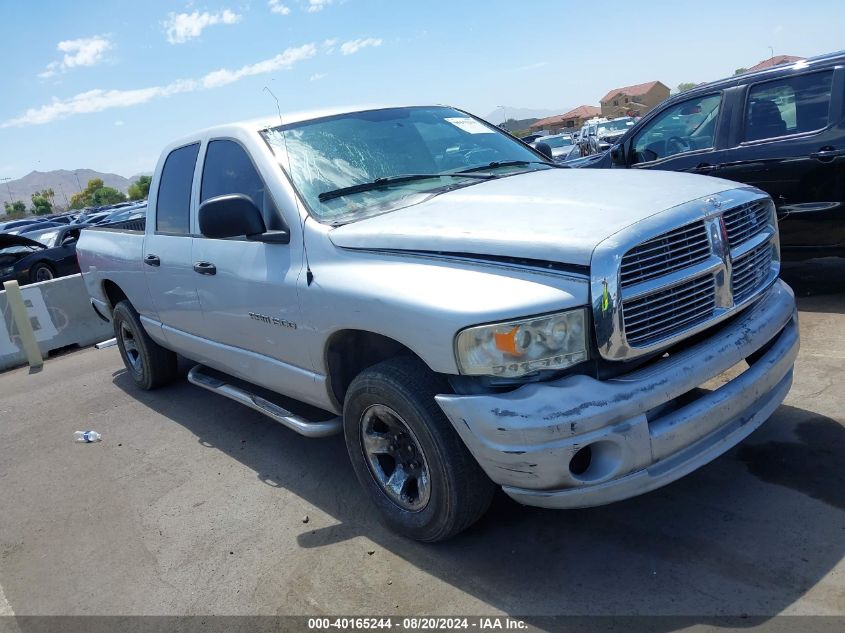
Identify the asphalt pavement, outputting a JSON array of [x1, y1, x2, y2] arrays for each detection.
[[0, 259, 842, 629]]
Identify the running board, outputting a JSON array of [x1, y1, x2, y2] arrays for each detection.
[[187, 365, 342, 438]]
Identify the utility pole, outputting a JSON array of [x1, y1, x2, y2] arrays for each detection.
[[497, 105, 507, 128], [1, 177, 13, 204], [74, 171, 83, 192], [58, 183, 69, 207]]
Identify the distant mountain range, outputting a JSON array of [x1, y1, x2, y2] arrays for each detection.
[[1, 169, 149, 207]]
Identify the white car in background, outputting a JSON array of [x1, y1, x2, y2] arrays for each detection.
[[530, 134, 576, 160]]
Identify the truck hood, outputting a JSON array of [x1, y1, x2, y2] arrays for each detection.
[[329, 168, 737, 267]]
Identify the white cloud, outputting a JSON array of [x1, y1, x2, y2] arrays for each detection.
[[268, 0, 291, 14], [513, 61, 547, 72], [339, 37, 382, 55], [201, 43, 316, 88], [39, 35, 112, 78], [2, 81, 196, 128], [163, 9, 241, 44], [3, 44, 316, 128], [114, 120, 125, 126], [305, 0, 332, 12], [322, 38, 337, 54], [309, 72, 326, 81]]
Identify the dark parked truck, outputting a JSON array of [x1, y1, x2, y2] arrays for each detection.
[[582, 50, 845, 259], [77, 105, 799, 541]]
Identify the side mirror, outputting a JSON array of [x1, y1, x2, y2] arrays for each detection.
[[535, 142, 553, 160], [610, 144, 626, 166], [198, 194, 289, 243]]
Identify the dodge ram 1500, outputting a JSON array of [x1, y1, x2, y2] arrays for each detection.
[[77, 105, 799, 541]]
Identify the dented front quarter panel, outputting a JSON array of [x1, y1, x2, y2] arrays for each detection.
[[435, 280, 799, 507]]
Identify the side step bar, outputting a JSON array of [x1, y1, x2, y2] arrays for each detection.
[[187, 365, 342, 438]]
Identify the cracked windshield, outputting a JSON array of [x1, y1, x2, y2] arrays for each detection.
[[261, 106, 549, 223]]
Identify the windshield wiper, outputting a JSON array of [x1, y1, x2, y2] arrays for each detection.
[[456, 160, 561, 174], [318, 173, 494, 202]]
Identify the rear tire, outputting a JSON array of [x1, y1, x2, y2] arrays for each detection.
[[343, 357, 495, 542], [113, 300, 177, 390]]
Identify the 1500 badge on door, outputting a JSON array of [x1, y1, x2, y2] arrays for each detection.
[[248, 312, 297, 329]]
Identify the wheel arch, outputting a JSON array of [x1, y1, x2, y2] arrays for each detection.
[[101, 279, 129, 311], [324, 329, 433, 409]]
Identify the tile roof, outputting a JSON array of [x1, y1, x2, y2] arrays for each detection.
[[747, 55, 804, 72], [600, 81, 664, 104], [529, 105, 601, 129]]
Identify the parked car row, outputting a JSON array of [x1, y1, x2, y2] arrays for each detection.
[[0, 202, 147, 286]]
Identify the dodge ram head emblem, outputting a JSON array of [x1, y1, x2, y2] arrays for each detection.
[[705, 196, 722, 210]]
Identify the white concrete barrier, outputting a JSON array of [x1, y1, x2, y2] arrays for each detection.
[[0, 274, 113, 371]]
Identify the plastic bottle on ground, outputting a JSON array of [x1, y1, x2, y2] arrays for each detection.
[[74, 431, 102, 443]]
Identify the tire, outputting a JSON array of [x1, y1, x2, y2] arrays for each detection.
[[112, 300, 177, 390], [343, 357, 495, 542], [30, 262, 55, 283]]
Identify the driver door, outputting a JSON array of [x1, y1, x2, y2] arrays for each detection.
[[627, 92, 730, 176]]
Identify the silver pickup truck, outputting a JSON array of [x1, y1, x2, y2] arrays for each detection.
[[77, 105, 799, 541]]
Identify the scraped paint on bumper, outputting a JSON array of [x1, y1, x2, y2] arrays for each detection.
[[435, 280, 798, 509]]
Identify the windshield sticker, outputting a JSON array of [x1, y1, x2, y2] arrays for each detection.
[[445, 117, 495, 134]]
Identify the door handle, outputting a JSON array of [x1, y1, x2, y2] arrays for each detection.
[[144, 254, 161, 267], [694, 162, 718, 173], [809, 146, 842, 162], [193, 261, 217, 275]]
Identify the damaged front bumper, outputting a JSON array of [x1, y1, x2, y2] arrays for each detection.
[[435, 280, 798, 509]]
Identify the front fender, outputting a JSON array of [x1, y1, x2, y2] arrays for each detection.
[[302, 243, 590, 375]]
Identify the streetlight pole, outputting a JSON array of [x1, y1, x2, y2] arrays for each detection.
[[768, 45, 774, 60], [74, 171, 83, 193], [497, 105, 507, 128]]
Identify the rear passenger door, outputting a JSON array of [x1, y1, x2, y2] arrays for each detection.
[[144, 142, 204, 339], [717, 68, 845, 248]]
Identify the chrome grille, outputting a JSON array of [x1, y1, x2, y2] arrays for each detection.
[[594, 191, 780, 359], [732, 242, 773, 304], [722, 200, 770, 246], [622, 275, 716, 347], [620, 221, 710, 287]]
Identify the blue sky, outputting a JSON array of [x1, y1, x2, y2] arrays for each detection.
[[1, 0, 843, 179]]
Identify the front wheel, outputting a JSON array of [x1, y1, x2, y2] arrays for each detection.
[[30, 262, 55, 283], [343, 357, 495, 542]]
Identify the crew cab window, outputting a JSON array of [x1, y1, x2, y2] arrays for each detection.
[[200, 140, 280, 230], [632, 94, 721, 164], [744, 71, 833, 142], [156, 143, 200, 234]]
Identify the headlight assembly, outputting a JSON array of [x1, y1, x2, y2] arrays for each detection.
[[455, 308, 588, 378]]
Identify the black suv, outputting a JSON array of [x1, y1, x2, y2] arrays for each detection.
[[584, 50, 845, 259]]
